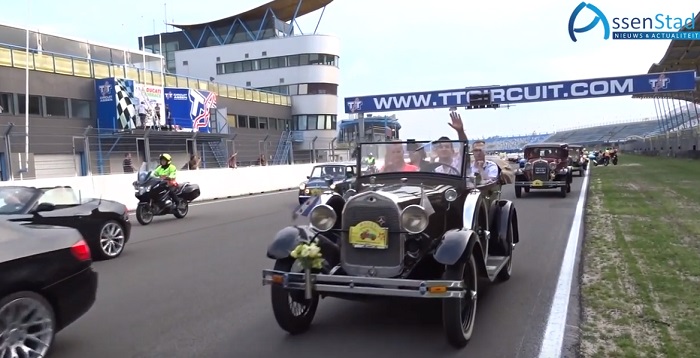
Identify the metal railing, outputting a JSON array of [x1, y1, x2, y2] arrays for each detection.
[[0, 42, 291, 107], [0, 123, 322, 181], [617, 126, 700, 158]]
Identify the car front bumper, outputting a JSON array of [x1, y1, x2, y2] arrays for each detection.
[[515, 180, 567, 188], [262, 269, 465, 298]]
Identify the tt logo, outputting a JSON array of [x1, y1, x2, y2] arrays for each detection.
[[649, 75, 670, 92], [377, 217, 386, 225]]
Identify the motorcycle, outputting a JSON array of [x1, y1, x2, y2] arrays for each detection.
[[593, 155, 610, 166], [132, 163, 201, 225], [611, 154, 618, 165]]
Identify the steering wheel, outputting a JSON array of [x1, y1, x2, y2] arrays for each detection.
[[434, 164, 461, 175]]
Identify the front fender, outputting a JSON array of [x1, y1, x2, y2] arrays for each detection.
[[433, 229, 480, 266], [266, 226, 314, 259], [488, 199, 519, 255]]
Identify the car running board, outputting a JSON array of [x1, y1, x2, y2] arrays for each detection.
[[485, 256, 510, 281]]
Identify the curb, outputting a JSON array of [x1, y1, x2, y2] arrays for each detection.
[[126, 187, 296, 212]]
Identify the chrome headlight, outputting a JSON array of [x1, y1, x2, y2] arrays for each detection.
[[549, 162, 557, 170], [330, 183, 336, 190], [309, 204, 336, 232], [298, 182, 306, 190], [444, 188, 458, 202], [401, 205, 429, 234]]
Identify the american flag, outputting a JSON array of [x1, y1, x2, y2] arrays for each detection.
[[193, 92, 217, 131]]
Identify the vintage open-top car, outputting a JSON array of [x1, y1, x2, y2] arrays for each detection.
[[514, 143, 573, 198], [298, 164, 356, 204], [263, 139, 521, 348], [567, 144, 588, 176]]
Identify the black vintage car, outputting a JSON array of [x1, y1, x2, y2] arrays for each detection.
[[567, 144, 588, 176], [0, 220, 98, 357], [0, 185, 132, 260], [298, 164, 356, 204], [514, 143, 573, 198], [264, 140, 521, 348]]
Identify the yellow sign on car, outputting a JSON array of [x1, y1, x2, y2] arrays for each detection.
[[349, 221, 388, 249], [532, 180, 544, 187]]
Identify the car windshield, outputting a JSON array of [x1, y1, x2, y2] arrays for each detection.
[[526, 147, 562, 159], [0, 187, 37, 214], [309, 166, 346, 179], [358, 140, 468, 177]]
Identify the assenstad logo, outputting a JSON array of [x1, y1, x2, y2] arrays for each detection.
[[568, 2, 698, 41]]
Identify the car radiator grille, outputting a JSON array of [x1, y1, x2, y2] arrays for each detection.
[[532, 161, 550, 182], [341, 193, 403, 277]]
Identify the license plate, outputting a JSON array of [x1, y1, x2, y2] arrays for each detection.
[[349, 221, 388, 249], [532, 180, 543, 187]]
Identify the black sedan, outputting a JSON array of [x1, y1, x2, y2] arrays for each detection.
[[0, 185, 132, 260], [298, 164, 356, 204], [0, 221, 98, 357]]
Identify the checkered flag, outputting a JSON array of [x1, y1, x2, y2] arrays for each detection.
[[115, 79, 137, 129]]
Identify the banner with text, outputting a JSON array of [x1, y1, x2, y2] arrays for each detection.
[[163, 88, 218, 133], [134, 84, 165, 126], [344, 71, 697, 113], [95, 77, 138, 130]]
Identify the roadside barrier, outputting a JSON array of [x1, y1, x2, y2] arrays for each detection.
[[0, 164, 322, 210]]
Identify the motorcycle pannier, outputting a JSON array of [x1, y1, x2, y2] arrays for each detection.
[[179, 184, 201, 201]]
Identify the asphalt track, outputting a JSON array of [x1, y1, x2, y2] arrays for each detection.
[[52, 176, 586, 358]]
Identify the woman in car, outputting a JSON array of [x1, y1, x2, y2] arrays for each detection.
[[381, 142, 419, 172]]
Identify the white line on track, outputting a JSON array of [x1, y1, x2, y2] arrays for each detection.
[[538, 171, 591, 358], [128, 189, 295, 215]]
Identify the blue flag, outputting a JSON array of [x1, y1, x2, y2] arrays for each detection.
[[292, 195, 321, 220]]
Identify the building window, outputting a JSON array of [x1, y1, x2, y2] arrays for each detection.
[[307, 83, 338, 95], [268, 117, 278, 130], [248, 116, 258, 128], [217, 53, 339, 74], [17, 95, 42, 116], [292, 114, 337, 131], [278, 118, 287, 131], [45, 97, 68, 117], [237, 115, 248, 128], [0, 93, 13, 115], [298, 84, 308, 95], [71, 99, 91, 118], [258, 117, 267, 129]]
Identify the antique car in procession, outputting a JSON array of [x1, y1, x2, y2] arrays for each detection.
[[298, 164, 356, 204], [263, 140, 521, 348], [567, 144, 588, 176], [514, 143, 573, 198]]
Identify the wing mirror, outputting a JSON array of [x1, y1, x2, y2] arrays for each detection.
[[306, 175, 310, 179], [34, 202, 56, 213]]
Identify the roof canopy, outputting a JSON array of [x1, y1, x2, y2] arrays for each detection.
[[169, 0, 333, 30], [633, 14, 700, 103]]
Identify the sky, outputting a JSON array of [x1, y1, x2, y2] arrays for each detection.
[[2, 0, 698, 139]]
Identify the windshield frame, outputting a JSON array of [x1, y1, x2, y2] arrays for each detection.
[[0, 186, 41, 215], [354, 140, 471, 183], [308, 165, 348, 180]]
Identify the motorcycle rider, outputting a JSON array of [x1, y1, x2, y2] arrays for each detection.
[[152, 153, 179, 208]]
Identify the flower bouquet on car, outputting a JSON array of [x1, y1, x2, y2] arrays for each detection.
[[291, 239, 324, 299]]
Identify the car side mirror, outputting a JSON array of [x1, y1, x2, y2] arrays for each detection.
[[34, 202, 56, 213], [306, 176, 310, 179]]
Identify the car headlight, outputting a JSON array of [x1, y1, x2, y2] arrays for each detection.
[[401, 205, 429, 234], [309, 204, 336, 232], [330, 183, 336, 190], [299, 183, 306, 190], [549, 162, 557, 170]]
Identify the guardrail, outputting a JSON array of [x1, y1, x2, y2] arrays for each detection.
[[0, 42, 291, 107]]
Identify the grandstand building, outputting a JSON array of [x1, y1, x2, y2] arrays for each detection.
[[0, 22, 292, 181], [141, 0, 339, 163], [337, 115, 401, 144]]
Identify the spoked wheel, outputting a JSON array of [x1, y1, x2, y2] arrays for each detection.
[[96, 220, 126, 260], [135, 204, 154, 225], [0, 292, 56, 358], [173, 200, 189, 219], [270, 259, 319, 335], [497, 219, 514, 281], [442, 251, 478, 348]]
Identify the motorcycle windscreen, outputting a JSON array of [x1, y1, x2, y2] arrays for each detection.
[[137, 162, 151, 183]]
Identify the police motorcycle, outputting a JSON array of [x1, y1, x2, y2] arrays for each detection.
[[132, 162, 201, 225]]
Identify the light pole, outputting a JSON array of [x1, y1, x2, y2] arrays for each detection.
[[22, 0, 31, 180]]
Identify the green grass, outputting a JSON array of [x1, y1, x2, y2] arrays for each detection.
[[580, 155, 700, 358]]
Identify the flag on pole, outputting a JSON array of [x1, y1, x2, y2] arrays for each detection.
[[292, 195, 321, 220]]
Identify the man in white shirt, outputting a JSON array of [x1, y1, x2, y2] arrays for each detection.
[[471, 140, 499, 182], [432, 111, 469, 174], [137, 102, 147, 128]]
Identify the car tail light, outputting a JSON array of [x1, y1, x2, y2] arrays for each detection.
[[71, 240, 92, 261]]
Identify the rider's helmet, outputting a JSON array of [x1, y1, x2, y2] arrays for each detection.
[[368, 153, 373, 157], [159, 153, 172, 165]]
